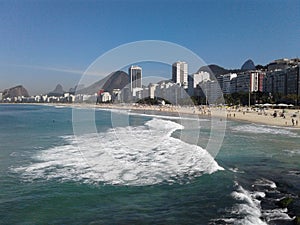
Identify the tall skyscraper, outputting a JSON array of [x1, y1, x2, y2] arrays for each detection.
[[128, 65, 142, 91], [172, 61, 188, 89]]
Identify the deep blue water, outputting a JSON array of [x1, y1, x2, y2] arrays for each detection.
[[0, 104, 300, 224]]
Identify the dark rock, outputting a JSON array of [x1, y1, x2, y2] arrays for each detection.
[[48, 84, 64, 96], [2, 85, 29, 98], [294, 216, 300, 225], [197, 64, 244, 79], [277, 197, 294, 208], [69, 84, 85, 94], [241, 59, 256, 70], [198, 64, 229, 78], [77, 71, 129, 95]]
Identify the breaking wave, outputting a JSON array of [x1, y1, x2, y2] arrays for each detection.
[[232, 124, 298, 137], [212, 179, 294, 225], [13, 118, 223, 186]]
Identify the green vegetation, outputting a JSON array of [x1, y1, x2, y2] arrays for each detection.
[[136, 97, 171, 105], [278, 197, 294, 208], [294, 216, 300, 225]]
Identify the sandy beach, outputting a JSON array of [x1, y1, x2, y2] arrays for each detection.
[[214, 107, 300, 128], [92, 103, 300, 129], [4, 102, 300, 128]]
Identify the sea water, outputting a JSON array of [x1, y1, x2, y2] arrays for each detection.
[[0, 104, 299, 224]]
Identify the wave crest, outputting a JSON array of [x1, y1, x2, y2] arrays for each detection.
[[13, 118, 222, 186]]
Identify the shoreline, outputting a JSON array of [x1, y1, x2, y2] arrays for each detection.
[[1, 102, 300, 129]]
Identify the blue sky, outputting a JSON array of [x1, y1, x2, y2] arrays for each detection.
[[0, 0, 299, 94]]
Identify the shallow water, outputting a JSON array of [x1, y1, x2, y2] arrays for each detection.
[[0, 104, 299, 224]]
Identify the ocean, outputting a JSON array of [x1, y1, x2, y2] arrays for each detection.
[[0, 104, 299, 225]]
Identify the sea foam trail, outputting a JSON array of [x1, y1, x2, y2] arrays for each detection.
[[232, 124, 298, 137], [13, 118, 223, 186]]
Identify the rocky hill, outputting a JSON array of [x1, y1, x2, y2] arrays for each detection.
[[198, 64, 229, 77], [48, 84, 65, 96], [2, 85, 29, 98], [77, 71, 129, 95], [198, 59, 257, 79], [241, 59, 256, 70]]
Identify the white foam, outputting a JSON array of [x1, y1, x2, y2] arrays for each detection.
[[232, 124, 298, 137], [231, 185, 268, 225], [288, 170, 300, 176], [13, 118, 222, 186], [254, 178, 277, 189], [262, 208, 294, 222], [283, 149, 300, 156], [228, 180, 293, 225], [104, 107, 209, 122], [128, 111, 208, 121], [228, 167, 245, 174]]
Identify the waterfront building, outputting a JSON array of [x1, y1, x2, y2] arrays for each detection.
[[100, 92, 111, 102], [191, 71, 210, 88], [286, 65, 300, 97], [221, 73, 237, 94], [149, 83, 158, 99], [172, 61, 188, 89], [188, 71, 210, 96], [264, 59, 299, 99], [236, 71, 264, 93], [112, 89, 121, 101], [128, 65, 142, 92], [264, 70, 286, 95], [198, 80, 222, 104]]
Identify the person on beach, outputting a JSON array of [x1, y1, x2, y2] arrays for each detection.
[[292, 118, 295, 126]]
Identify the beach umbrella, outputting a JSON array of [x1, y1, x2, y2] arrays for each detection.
[[278, 103, 288, 107], [263, 103, 273, 107], [288, 104, 294, 107]]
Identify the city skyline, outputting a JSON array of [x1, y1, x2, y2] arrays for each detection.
[[0, 0, 299, 94]]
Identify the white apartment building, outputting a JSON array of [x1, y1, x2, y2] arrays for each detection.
[[128, 65, 142, 92], [222, 73, 237, 94], [192, 71, 210, 88], [172, 61, 188, 89]]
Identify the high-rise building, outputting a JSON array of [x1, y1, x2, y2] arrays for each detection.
[[265, 69, 287, 95], [172, 61, 188, 89], [128, 65, 142, 91], [221, 73, 237, 94], [236, 71, 265, 93]]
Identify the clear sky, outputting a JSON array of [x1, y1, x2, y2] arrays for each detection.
[[0, 0, 299, 95]]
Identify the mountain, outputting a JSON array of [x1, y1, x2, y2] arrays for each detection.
[[78, 71, 129, 95], [197, 64, 250, 79], [198, 64, 229, 79], [241, 59, 256, 70], [2, 85, 29, 98], [69, 84, 85, 94], [48, 84, 64, 96]]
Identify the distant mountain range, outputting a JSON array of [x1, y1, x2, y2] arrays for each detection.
[[1, 59, 261, 97], [79, 60, 258, 94], [2, 85, 29, 98], [198, 59, 257, 79]]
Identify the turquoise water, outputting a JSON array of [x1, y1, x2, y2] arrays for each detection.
[[0, 104, 300, 224]]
